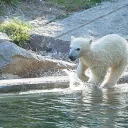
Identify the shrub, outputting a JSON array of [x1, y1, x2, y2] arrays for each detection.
[[0, 19, 32, 46], [46, 0, 102, 12], [0, 0, 19, 15], [0, 0, 19, 6]]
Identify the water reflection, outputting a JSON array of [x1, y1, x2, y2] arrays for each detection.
[[0, 87, 128, 128]]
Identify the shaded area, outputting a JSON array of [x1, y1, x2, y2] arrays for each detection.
[[27, 34, 70, 61]]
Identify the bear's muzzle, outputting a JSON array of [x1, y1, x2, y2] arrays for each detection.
[[68, 55, 76, 61]]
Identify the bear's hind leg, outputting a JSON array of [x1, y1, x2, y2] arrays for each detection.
[[89, 67, 107, 85], [101, 63, 127, 88]]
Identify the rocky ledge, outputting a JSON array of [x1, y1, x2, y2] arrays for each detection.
[[0, 32, 76, 79]]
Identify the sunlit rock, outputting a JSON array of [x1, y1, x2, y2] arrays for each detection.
[[0, 33, 76, 78]]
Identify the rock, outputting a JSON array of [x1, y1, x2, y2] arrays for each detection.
[[27, 34, 70, 54], [0, 32, 11, 43], [0, 33, 76, 78], [31, 0, 128, 41], [118, 72, 128, 84], [23, 34, 71, 61], [0, 76, 70, 93]]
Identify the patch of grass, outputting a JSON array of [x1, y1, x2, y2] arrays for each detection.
[[46, 0, 102, 12], [0, 19, 32, 46], [0, 0, 19, 5], [0, 0, 20, 15]]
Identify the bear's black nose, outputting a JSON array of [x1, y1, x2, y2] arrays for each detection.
[[68, 55, 76, 61]]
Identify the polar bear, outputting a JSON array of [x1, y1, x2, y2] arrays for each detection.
[[69, 34, 128, 88]]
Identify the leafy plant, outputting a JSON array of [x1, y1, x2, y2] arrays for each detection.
[[0, 0, 19, 6], [0, 0, 20, 15], [46, 0, 102, 12], [0, 19, 32, 46]]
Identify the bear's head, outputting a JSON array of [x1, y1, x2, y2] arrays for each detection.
[[69, 36, 92, 61]]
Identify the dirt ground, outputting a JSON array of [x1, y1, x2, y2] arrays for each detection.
[[0, 0, 67, 25], [0, 0, 70, 58]]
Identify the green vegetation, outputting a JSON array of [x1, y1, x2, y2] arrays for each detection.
[[0, 0, 19, 15], [46, 0, 102, 12], [0, 0, 19, 6], [0, 0, 104, 46], [0, 19, 31, 46], [0, 0, 104, 14]]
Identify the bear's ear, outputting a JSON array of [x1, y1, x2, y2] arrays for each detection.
[[89, 40, 92, 45], [71, 36, 75, 41]]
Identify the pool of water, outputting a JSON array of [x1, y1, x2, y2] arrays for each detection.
[[0, 87, 128, 128]]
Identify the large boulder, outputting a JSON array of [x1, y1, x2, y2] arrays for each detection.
[[0, 33, 76, 79], [29, 34, 70, 54], [23, 34, 70, 60]]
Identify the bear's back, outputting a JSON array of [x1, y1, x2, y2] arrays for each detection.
[[91, 34, 128, 53]]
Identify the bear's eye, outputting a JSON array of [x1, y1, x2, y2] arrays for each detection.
[[76, 48, 80, 51]]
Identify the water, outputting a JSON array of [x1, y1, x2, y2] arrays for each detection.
[[0, 87, 128, 128]]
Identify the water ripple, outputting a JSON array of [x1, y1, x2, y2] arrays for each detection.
[[0, 87, 128, 128]]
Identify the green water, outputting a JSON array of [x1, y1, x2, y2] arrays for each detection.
[[0, 88, 128, 128]]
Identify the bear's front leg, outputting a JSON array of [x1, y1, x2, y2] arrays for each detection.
[[77, 60, 89, 82]]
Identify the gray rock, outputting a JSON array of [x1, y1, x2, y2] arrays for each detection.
[[118, 72, 128, 84], [0, 76, 69, 93], [31, 0, 128, 41], [28, 34, 70, 54], [0, 33, 76, 78], [0, 32, 11, 43], [0, 41, 37, 69]]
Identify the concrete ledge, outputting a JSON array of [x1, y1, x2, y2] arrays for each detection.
[[0, 76, 70, 93]]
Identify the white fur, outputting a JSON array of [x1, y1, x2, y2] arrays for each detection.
[[69, 34, 128, 88]]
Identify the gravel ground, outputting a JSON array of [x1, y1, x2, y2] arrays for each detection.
[[0, 1, 67, 25]]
